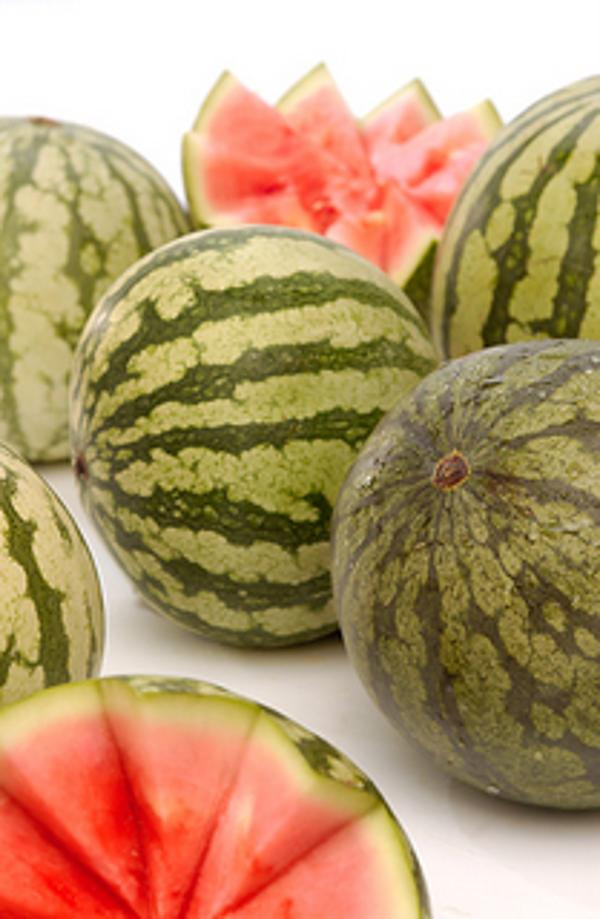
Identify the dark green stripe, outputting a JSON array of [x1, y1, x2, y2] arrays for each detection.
[[90, 333, 430, 443], [96, 406, 385, 471], [93, 476, 333, 551]]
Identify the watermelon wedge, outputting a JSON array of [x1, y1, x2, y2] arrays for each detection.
[[182, 64, 502, 321], [0, 676, 430, 918]]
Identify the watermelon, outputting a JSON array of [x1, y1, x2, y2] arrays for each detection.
[[0, 117, 189, 462], [0, 442, 103, 705], [0, 674, 431, 917], [430, 75, 600, 359], [332, 338, 600, 809], [181, 65, 502, 320], [69, 224, 437, 648]]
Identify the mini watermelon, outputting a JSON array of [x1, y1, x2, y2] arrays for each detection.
[[332, 338, 600, 809], [181, 64, 502, 320], [0, 117, 189, 462], [69, 225, 437, 648], [0, 674, 430, 917], [0, 442, 104, 704]]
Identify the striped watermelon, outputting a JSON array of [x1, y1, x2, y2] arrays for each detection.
[[69, 225, 437, 647], [332, 338, 600, 809], [0, 443, 103, 704], [431, 76, 600, 359], [0, 117, 189, 462], [0, 674, 430, 917]]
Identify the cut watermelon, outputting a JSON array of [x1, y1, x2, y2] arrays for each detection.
[[0, 676, 430, 918], [182, 64, 502, 321]]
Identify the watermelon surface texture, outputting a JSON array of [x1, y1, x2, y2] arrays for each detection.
[[0, 117, 189, 462], [181, 64, 502, 320], [0, 674, 430, 917], [0, 442, 103, 704], [69, 225, 437, 647], [431, 75, 600, 359], [332, 338, 600, 809]]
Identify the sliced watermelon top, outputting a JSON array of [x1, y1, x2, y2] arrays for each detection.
[[0, 676, 428, 918], [182, 64, 502, 294]]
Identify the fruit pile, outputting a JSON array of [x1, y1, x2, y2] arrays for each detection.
[[0, 68, 599, 916]]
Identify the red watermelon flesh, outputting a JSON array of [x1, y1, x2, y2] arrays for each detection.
[[182, 64, 502, 314], [0, 677, 428, 918]]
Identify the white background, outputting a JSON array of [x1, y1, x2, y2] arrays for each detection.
[[2, 2, 600, 916]]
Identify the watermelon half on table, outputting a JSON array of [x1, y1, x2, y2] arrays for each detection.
[[182, 63, 502, 321], [0, 675, 430, 918]]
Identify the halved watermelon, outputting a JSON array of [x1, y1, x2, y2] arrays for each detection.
[[182, 64, 502, 321], [0, 675, 430, 918]]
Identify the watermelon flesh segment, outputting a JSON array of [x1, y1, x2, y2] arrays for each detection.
[[278, 63, 379, 221], [183, 72, 322, 230], [0, 677, 428, 918], [362, 78, 440, 151], [0, 682, 147, 917], [0, 789, 135, 919], [182, 64, 502, 320]]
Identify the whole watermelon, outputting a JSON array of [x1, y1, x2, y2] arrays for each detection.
[[332, 338, 600, 809], [431, 76, 600, 358], [0, 117, 189, 462], [0, 442, 104, 704], [69, 225, 437, 647]]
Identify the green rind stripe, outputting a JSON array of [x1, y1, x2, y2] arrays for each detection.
[[89, 336, 431, 442]]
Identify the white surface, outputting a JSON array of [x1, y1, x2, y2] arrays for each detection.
[[3, 1, 600, 916]]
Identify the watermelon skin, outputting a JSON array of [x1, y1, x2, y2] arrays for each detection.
[[332, 338, 600, 809], [431, 76, 600, 359], [69, 224, 437, 648], [0, 117, 189, 462], [0, 443, 104, 705], [0, 674, 430, 918]]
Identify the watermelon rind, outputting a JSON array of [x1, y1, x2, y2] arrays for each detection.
[[0, 117, 189, 462], [0, 442, 104, 705], [182, 70, 238, 228], [69, 224, 437, 648], [430, 75, 600, 358], [333, 337, 600, 810], [0, 674, 431, 918]]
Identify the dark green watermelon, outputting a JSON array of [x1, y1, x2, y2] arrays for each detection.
[[332, 338, 600, 809]]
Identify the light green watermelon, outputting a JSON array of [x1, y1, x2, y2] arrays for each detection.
[[0, 674, 430, 917], [431, 75, 600, 358], [332, 337, 600, 809], [69, 224, 437, 647], [0, 116, 189, 462], [0, 442, 104, 704]]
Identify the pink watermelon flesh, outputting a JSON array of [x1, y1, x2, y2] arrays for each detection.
[[278, 65, 379, 220], [0, 679, 423, 919], [182, 67, 501, 293]]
